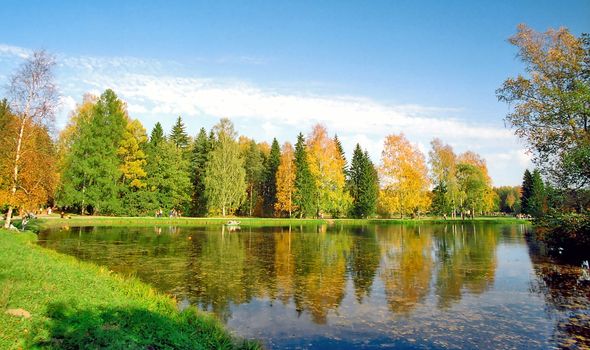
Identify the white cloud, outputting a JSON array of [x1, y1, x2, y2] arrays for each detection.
[[0, 42, 527, 185], [0, 44, 30, 59]]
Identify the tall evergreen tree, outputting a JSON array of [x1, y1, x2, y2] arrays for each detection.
[[527, 169, 546, 218], [150, 122, 165, 146], [262, 138, 280, 216], [521, 169, 533, 215], [169, 116, 190, 150], [242, 140, 264, 216], [144, 126, 191, 213], [293, 133, 317, 218], [190, 127, 211, 216], [348, 144, 379, 218], [334, 134, 348, 177], [58, 89, 127, 215]]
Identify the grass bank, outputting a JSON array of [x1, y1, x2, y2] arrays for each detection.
[[0, 229, 260, 349], [27, 215, 529, 231]]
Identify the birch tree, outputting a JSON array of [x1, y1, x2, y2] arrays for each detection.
[[3, 51, 58, 228]]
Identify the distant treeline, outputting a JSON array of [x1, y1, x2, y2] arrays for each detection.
[[1, 85, 523, 219], [0, 52, 530, 221]]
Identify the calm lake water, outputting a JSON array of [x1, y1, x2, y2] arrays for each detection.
[[38, 223, 590, 349]]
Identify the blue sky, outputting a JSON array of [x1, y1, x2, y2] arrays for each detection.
[[1, 0, 589, 185]]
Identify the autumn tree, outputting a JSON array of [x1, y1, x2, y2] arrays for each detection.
[[348, 144, 379, 218], [306, 124, 351, 217], [379, 133, 430, 218], [0, 103, 57, 213], [293, 133, 317, 218], [118, 118, 150, 215], [3, 51, 58, 227], [204, 118, 246, 216], [457, 151, 496, 213], [275, 142, 296, 217], [497, 24, 590, 191], [189, 127, 212, 216], [118, 119, 148, 189]]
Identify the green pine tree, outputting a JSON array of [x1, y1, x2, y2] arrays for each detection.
[[170, 116, 190, 150], [262, 138, 281, 216], [348, 144, 379, 218], [293, 133, 317, 218], [190, 127, 212, 216], [150, 122, 165, 146], [242, 140, 264, 216], [334, 134, 348, 177], [144, 125, 191, 213]]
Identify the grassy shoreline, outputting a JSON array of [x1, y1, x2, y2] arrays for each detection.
[[24, 215, 530, 231], [0, 229, 260, 349]]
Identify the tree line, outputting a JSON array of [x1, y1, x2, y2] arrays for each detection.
[[2, 53, 512, 225]]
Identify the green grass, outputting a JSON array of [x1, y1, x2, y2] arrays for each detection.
[[0, 229, 261, 350], [27, 215, 529, 232]]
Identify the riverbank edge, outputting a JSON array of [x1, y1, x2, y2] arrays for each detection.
[[0, 229, 261, 349], [27, 215, 530, 231]]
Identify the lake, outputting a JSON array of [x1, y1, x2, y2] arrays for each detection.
[[38, 223, 590, 349]]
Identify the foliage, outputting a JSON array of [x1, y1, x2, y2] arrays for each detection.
[[306, 125, 351, 217], [293, 133, 317, 218], [521, 169, 546, 217], [144, 129, 191, 213], [169, 115, 190, 151], [456, 163, 487, 216], [379, 133, 431, 218], [428, 138, 459, 215], [2, 51, 58, 227], [118, 118, 148, 190], [262, 138, 281, 216], [496, 24, 590, 190], [348, 144, 379, 218], [204, 118, 247, 216], [241, 140, 264, 216], [275, 142, 296, 217], [58, 89, 127, 215], [189, 128, 212, 216], [494, 186, 522, 213], [536, 211, 590, 255]]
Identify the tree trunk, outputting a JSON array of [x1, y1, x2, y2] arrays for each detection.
[[4, 117, 27, 228]]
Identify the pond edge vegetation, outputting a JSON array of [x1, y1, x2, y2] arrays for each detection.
[[0, 228, 261, 350]]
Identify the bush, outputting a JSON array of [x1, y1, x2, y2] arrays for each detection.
[[536, 211, 590, 255]]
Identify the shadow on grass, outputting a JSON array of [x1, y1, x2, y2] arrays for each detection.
[[31, 302, 260, 349]]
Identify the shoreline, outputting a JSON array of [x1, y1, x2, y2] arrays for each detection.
[[0, 229, 260, 349], [20, 215, 530, 231]]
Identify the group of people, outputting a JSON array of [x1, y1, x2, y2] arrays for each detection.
[[155, 208, 182, 218]]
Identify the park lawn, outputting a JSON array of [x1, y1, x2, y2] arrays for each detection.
[[29, 215, 529, 231], [0, 229, 260, 350]]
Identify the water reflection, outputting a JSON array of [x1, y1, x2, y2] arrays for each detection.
[[37, 223, 590, 349]]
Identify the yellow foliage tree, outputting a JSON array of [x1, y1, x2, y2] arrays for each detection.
[[118, 118, 148, 189], [379, 133, 431, 218], [306, 124, 351, 217], [275, 142, 296, 217]]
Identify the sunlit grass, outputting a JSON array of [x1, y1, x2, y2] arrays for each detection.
[[0, 229, 261, 349]]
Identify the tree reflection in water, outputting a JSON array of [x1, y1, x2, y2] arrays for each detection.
[[37, 223, 589, 349]]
